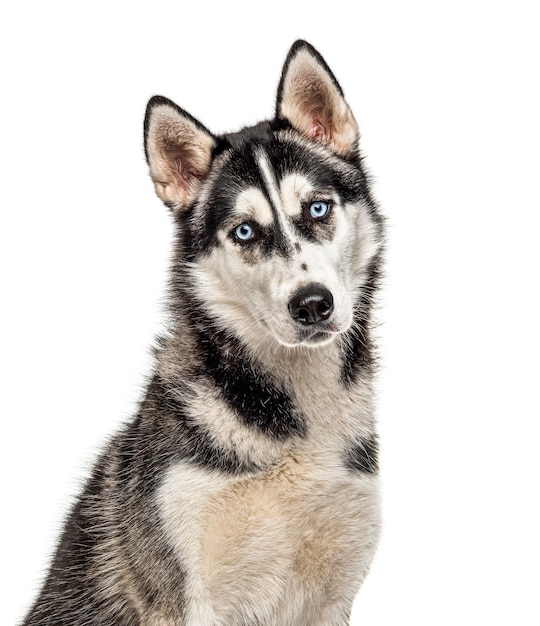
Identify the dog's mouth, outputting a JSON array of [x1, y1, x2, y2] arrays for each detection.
[[267, 319, 346, 348], [299, 327, 336, 345]]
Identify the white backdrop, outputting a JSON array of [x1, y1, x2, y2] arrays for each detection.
[[2, 1, 539, 624]]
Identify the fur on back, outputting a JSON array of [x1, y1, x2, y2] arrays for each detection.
[[23, 40, 384, 626]]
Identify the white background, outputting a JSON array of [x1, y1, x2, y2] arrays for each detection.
[[1, 1, 539, 624]]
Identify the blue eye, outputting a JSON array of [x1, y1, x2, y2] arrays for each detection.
[[309, 201, 330, 219], [234, 223, 255, 242]]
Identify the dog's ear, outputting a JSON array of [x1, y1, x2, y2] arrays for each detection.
[[144, 96, 216, 212], [276, 40, 359, 157]]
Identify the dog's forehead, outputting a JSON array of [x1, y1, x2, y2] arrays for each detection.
[[209, 124, 365, 213], [212, 126, 342, 220], [188, 125, 367, 258], [202, 131, 311, 228], [230, 153, 313, 224]]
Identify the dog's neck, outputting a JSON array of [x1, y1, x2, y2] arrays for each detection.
[[149, 291, 378, 475]]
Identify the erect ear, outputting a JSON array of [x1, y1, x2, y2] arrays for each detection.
[[276, 40, 359, 157], [144, 96, 216, 212]]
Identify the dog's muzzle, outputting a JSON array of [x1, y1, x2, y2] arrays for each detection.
[[288, 284, 334, 326]]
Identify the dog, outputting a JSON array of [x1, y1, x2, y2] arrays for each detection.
[[22, 40, 385, 625]]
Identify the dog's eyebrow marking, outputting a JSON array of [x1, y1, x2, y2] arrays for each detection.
[[279, 173, 311, 218], [234, 187, 273, 225]]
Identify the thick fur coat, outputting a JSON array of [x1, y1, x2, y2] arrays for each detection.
[[23, 41, 384, 626]]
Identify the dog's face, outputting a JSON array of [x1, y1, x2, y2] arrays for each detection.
[[144, 41, 382, 349], [185, 135, 379, 349]]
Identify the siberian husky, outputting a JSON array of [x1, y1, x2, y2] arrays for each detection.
[[23, 40, 385, 625]]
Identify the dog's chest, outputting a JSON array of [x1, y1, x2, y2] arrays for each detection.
[[158, 452, 379, 624]]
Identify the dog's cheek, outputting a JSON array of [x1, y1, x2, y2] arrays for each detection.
[[214, 247, 272, 316]]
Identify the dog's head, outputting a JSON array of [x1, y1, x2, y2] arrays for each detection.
[[144, 41, 383, 349]]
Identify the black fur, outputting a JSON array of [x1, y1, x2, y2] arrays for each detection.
[[24, 371, 266, 625], [346, 434, 380, 475], [24, 433, 186, 625], [23, 40, 383, 625], [193, 319, 306, 440], [340, 252, 383, 386], [185, 125, 370, 261]]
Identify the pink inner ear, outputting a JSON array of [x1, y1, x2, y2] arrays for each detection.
[[187, 167, 204, 181], [173, 158, 205, 192], [307, 118, 328, 142], [184, 167, 205, 192]]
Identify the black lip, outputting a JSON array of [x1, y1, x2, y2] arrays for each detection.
[[302, 330, 332, 344]]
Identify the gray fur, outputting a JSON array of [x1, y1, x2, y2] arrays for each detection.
[[22, 40, 384, 626]]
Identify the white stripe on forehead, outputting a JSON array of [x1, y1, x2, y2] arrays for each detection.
[[255, 148, 282, 212], [254, 148, 297, 238], [230, 148, 315, 230]]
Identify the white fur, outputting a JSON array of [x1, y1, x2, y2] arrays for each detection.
[[158, 318, 380, 624], [22, 40, 383, 626], [232, 186, 274, 225], [158, 453, 380, 625], [190, 146, 382, 351]]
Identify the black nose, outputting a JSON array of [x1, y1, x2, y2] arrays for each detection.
[[288, 284, 334, 326]]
